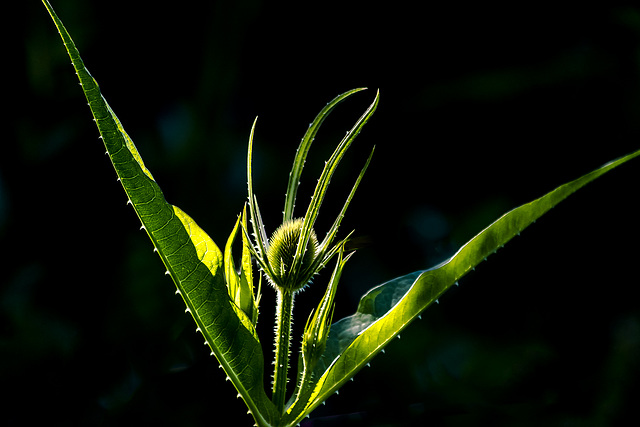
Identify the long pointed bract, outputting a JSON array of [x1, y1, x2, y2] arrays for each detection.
[[283, 88, 368, 222], [292, 91, 380, 285]]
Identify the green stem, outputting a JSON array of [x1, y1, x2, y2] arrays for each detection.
[[273, 288, 294, 413]]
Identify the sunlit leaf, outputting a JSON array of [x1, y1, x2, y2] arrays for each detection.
[[283, 147, 640, 424], [41, 2, 277, 424]]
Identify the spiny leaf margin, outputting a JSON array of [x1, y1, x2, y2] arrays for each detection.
[[41, 1, 277, 425], [283, 147, 640, 424]]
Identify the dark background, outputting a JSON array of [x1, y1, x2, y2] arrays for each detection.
[[3, 1, 640, 425]]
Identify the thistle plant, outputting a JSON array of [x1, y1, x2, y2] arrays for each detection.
[[41, 1, 640, 426]]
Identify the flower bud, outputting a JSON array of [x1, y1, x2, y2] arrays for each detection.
[[266, 218, 319, 291]]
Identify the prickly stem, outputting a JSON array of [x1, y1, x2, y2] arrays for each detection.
[[272, 288, 294, 413]]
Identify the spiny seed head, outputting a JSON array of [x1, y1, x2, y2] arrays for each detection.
[[266, 218, 318, 291]]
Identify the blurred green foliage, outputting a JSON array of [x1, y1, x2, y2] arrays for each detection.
[[3, 1, 640, 425]]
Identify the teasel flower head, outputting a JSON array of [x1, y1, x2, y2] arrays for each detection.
[[242, 88, 379, 294]]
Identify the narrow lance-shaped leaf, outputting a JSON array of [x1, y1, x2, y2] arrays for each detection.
[[240, 205, 262, 326], [225, 214, 243, 304], [224, 206, 260, 327], [41, 2, 277, 425], [282, 147, 640, 425]]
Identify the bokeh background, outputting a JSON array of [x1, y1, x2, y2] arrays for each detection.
[[4, 1, 640, 425]]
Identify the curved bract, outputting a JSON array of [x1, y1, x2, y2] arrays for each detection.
[[42, 1, 639, 426]]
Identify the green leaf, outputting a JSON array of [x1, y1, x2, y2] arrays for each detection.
[[224, 206, 260, 327], [42, 1, 276, 425], [283, 147, 640, 425]]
